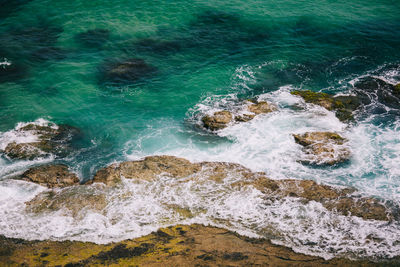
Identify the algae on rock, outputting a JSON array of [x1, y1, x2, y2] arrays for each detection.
[[0, 224, 386, 267], [291, 90, 360, 122]]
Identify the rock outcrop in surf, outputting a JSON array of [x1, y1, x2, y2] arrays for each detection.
[[291, 90, 360, 122], [82, 155, 393, 221], [202, 100, 277, 131], [0, 121, 81, 160], [293, 131, 351, 165], [20, 164, 79, 188]]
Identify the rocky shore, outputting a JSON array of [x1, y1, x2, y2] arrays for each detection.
[[2, 224, 398, 267], [2, 77, 400, 265]]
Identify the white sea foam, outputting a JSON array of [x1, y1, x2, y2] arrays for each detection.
[[0, 58, 11, 68], [0, 174, 399, 260]]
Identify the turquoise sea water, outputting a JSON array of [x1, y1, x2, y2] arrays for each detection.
[[1, 0, 400, 260]]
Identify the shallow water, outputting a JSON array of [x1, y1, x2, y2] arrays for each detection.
[[0, 0, 400, 260]]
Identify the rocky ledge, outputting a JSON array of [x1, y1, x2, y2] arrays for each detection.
[[1, 123, 80, 160], [291, 90, 360, 122], [26, 156, 390, 221], [1, 224, 397, 267], [20, 164, 79, 188], [202, 100, 277, 131], [293, 132, 351, 165]]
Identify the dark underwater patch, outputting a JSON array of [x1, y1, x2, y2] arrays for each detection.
[[186, 10, 270, 51], [75, 28, 110, 48], [98, 58, 157, 86], [132, 38, 182, 54], [0, 0, 32, 19], [0, 60, 28, 83], [30, 46, 67, 62]]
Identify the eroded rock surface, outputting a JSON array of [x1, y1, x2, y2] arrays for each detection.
[[353, 77, 400, 110], [202, 100, 276, 131], [291, 90, 360, 121], [202, 110, 233, 131], [89, 155, 393, 221], [293, 132, 351, 165], [2, 123, 81, 160], [25, 184, 107, 217], [20, 164, 79, 188], [0, 224, 389, 267], [90, 155, 202, 185]]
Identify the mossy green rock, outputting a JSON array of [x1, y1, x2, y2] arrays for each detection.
[[291, 90, 360, 122], [1, 224, 393, 266]]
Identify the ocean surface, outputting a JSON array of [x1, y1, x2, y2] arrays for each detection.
[[1, 0, 400, 260]]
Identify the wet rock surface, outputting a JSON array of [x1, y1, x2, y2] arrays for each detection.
[[202, 110, 233, 131], [247, 100, 277, 114], [1, 123, 81, 160], [89, 155, 393, 221], [202, 100, 276, 131], [25, 184, 107, 217], [20, 164, 79, 188], [0, 224, 391, 267], [90, 155, 202, 185], [291, 90, 360, 121], [353, 77, 400, 110], [293, 132, 351, 165]]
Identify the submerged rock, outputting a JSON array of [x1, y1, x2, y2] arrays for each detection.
[[20, 164, 79, 188], [293, 132, 351, 165], [100, 58, 157, 85], [76, 28, 110, 47], [90, 155, 392, 221], [133, 38, 182, 54], [1, 122, 81, 160], [291, 90, 360, 121], [202, 110, 233, 131], [0, 224, 385, 266]]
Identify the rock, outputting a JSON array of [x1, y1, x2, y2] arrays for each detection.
[[293, 132, 351, 165], [202, 100, 276, 130], [101, 58, 157, 85], [291, 90, 360, 121], [249, 178, 391, 221], [2, 123, 81, 160], [20, 164, 79, 188], [394, 83, 400, 94], [25, 184, 107, 217], [3, 142, 45, 160], [0, 224, 387, 266], [90, 155, 202, 185], [353, 77, 400, 110], [247, 101, 277, 114], [234, 113, 255, 122], [90, 155, 393, 221], [202, 110, 233, 131]]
